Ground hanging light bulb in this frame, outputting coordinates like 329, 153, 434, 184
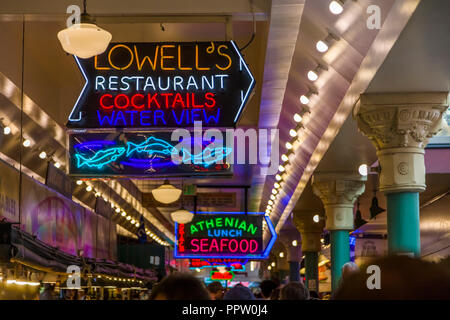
289, 129, 298, 137
329, 0, 344, 15
171, 208, 194, 224
307, 70, 318, 81
57, 0, 112, 59
316, 40, 329, 53
151, 179, 182, 204
23, 139, 31, 147
294, 113, 303, 123
285, 142, 293, 150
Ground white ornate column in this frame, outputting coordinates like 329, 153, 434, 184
312, 173, 366, 292
356, 92, 448, 256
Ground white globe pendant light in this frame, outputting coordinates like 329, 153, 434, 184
171, 208, 194, 224
151, 179, 182, 204
57, 0, 111, 59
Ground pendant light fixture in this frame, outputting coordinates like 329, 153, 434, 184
57, 0, 112, 59
151, 179, 182, 204
170, 207, 194, 224
354, 199, 368, 229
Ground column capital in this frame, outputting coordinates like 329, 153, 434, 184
293, 211, 324, 252
356, 92, 449, 193
312, 173, 365, 231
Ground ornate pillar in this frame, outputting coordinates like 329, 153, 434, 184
293, 211, 325, 292
312, 173, 365, 292
280, 231, 302, 282
357, 92, 448, 256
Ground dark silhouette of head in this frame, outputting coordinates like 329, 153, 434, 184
334, 256, 450, 300
149, 273, 210, 300
260, 280, 277, 299
280, 282, 310, 300
223, 284, 255, 300
207, 281, 224, 300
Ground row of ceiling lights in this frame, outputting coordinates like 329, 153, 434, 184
76, 179, 170, 246
2, 123, 63, 168
264, 0, 359, 227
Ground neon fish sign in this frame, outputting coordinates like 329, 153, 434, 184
68, 131, 232, 177
175, 212, 277, 260
67, 41, 254, 129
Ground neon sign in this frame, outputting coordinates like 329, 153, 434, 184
189, 258, 248, 271
174, 212, 277, 260
69, 131, 232, 177
210, 270, 234, 281
67, 42, 254, 128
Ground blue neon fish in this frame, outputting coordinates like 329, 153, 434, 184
126, 137, 174, 157
75, 147, 125, 169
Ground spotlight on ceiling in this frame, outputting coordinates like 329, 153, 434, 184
3, 126, 11, 135
151, 179, 182, 204
57, 0, 112, 59
39, 151, 47, 159
316, 32, 340, 53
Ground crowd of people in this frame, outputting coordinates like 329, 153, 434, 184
148, 256, 450, 300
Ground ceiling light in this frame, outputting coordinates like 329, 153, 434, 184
57, 1, 111, 59
268, 266, 272, 271
76, 180, 83, 185
265, 209, 271, 214
270, 194, 276, 201
285, 142, 293, 150
275, 174, 282, 181
279, 252, 284, 258
289, 129, 298, 137
274, 182, 280, 189
278, 165, 285, 172
126, 215, 131, 221
121, 211, 126, 217
268, 200, 274, 205
54, 162, 61, 168
271, 262, 276, 267
115, 207, 120, 213
151, 179, 182, 204
267, 205, 272, 210
294, 113, 303, 123
39, 151, 47, 159
171, 208, 194, 224
86, 185, 92, 192
131, 219, 136, 225
23, 139, 31, 147
358, 164, 368, 176
3, 126, 11, 135
329, 1, 344, 15
271, 189, 278, 195
95, 191, 101, 197
300, 95, 310, 105
292, 240, 298, 247
135, 222, 140, 227
313, 214, 320, 223
307, 70, 318, 81
281, 154, 289, 162
316, 40, 329, 53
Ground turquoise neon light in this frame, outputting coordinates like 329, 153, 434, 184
74, 136, 232, 170
75, 147, 125, 169
126, 136, 174, 157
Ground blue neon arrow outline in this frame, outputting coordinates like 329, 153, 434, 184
68, 56, 88, 122
230, 40, 255, 124
174, 212, 277, 260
